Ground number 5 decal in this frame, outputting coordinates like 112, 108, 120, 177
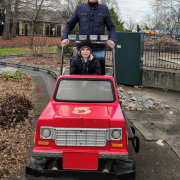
73, 107, 91, 114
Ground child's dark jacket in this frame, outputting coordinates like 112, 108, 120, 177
70, 54, 101, 75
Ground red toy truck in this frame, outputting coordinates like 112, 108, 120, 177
25, 37, 139, 180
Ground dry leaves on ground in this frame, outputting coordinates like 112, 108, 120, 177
8, 55, 70, 69
0, 75, 33, 180
0, 36, 61, 47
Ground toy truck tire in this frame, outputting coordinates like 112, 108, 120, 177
112, 158, 135, 174
27, 157, 48, 170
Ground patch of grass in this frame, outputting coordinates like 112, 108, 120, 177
0, 47, 58, 56
0, 48, 31, 55
3, 71, 26, 80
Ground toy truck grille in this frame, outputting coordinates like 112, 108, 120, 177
54, 128, 108, 147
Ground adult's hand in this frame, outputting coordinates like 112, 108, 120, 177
61, 39, 70, 47
107, 40, 115, 49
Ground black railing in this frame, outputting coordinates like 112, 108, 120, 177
143, 45, 180, 70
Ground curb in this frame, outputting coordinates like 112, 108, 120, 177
0, 52, 61, 59
0, 61, 58, 79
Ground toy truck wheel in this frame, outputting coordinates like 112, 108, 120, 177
112, 159, 135, 174
27, 157, 48, 170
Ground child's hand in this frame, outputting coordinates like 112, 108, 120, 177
82, 81, 87, 87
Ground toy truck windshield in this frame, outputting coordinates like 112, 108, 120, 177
53, 78, 115, 102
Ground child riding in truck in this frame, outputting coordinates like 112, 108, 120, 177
70, 39, 101, 75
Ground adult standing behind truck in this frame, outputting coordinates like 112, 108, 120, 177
61, 0, 116, 57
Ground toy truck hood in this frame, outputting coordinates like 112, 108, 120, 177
54, 104, 109, 128
39, 102, 123, 128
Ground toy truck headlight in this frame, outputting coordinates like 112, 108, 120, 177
42, 129, 51, 138
112, 130, 121, 139
40, 127, 53, 139
110, 128, 122, 140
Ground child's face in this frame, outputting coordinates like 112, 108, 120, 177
89, 0, 98, 3
81, 47, 91, 59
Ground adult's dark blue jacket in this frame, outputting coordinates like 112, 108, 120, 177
62, 1, 116, 51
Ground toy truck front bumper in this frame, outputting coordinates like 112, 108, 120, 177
25, 151, 135, 180
32, 150, 128, 170
25, 164, 135, 180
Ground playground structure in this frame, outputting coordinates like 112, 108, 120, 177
132, 29, 158, 37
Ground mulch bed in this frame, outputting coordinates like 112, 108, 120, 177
0, 36, 61, 47
8, 55, 70, 69
0, 75, 33, 180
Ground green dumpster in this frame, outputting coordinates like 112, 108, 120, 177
115, 32, 144, 86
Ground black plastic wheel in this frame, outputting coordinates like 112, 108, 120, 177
112, 158, 135, 174
27, 157, 48, 170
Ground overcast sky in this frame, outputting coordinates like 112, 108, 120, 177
116, 0, 153, 23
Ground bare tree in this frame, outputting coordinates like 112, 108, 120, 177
1, 0, 26, 39
1, 0, 73, 42
126, 16, 136, 30
150, 0, 180, 36
19, 0, 69, 47
157, 0, 180, 16
12, 0, 20, 38
139, 14, 155, 31
2, 0, 12, 40
29, 0, 44, 47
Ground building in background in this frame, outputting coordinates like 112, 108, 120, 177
17, 10, 65, 37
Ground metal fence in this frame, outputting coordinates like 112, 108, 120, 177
143, 45, 180, 70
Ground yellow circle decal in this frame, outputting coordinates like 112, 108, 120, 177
73, 107, 91, 114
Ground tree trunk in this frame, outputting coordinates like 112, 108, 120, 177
12, 21, 17, 38
2, 0, 12, 40
170, 30, 173, 38
29, 0, 44, 48
29, 21, 36, 48
12, 0, 19, 38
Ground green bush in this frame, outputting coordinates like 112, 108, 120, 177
57, 44, 75, 55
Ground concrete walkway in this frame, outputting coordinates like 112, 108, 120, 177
122, 86, 180, 158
